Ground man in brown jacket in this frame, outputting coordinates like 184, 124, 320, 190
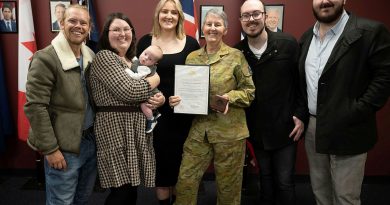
24, 5, 97, 205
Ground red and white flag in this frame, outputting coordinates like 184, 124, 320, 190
18, 0, 36, 141
181, 0, 198, 41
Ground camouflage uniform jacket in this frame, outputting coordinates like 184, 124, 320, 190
185, 42, 255, 143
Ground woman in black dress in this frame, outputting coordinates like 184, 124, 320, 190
136, 0, 199, 204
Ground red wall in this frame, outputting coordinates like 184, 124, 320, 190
1, 0, 389, 175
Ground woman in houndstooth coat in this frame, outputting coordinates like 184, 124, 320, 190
88, 13, 164, 204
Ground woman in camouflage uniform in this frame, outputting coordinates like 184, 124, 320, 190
171, 9, 255, 205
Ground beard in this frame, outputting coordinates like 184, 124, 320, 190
313, 2, 344, 24
245, 22, 265, 38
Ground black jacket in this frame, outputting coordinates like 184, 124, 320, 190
235, 30, 308, 150
298, 13, 390, 155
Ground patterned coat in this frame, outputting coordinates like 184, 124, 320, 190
89, 50, 155, 188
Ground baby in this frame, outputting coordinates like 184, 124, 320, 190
125, 45, 163, 133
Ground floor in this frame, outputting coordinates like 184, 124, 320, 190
0, 174, 389, 205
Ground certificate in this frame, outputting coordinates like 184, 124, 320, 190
174, 65, 210, 115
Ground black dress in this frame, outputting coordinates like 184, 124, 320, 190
137, 34, 200, 186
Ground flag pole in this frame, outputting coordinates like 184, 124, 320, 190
19, 0, 44, 186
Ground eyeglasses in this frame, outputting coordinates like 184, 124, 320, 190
109, 27, 132, 35
240, 11, 265, 22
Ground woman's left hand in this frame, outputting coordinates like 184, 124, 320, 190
147, 92, 165, 110
145, 73, 160, 89
220, 94, 229, 114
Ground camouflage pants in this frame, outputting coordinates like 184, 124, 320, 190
174, 137, 246, 205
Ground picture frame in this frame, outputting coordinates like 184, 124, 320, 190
71, 0, 88, 8
199, 5, 224, 38
0, 1, 18, 33
265, 4, 284, 32
50, 0, 71, 32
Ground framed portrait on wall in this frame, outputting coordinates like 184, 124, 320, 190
199, 5, 224, 38
0, 1, 18, 33
71, 0, 88, 8
265, 4, 284, 32
50, 0, 71, 32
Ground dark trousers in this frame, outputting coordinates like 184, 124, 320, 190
105, 184, 138, 205
254, 142, 297, 205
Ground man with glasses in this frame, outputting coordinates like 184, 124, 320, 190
235, 0, 307, 204
25, 5, 97, 204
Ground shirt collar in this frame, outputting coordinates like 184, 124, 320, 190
313, 10, 349, 37
199, 42, 229, 57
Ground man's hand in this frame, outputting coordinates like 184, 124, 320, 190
45, 149, 67, 170
289, 116, 304, 141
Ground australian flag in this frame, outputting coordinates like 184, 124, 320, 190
181, 0, 198, 41
0, 48, 13, 151
76, 0, 99, 52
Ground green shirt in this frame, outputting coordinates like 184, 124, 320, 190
185, 43, 255, 143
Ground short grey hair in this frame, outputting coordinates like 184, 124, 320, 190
202, 8, 228, 28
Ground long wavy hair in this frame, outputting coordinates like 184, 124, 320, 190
151, 0, 185, 40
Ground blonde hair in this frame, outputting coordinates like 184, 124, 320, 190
62, 4, 91, 25
151, 0, 185, 40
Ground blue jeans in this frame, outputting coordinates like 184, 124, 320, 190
254, 142, 297, 205
44, 132, 97, 205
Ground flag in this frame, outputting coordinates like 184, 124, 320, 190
181, 0, 198, 41
12, 3, 16, 21
75, 0, 99, 52
0, 48, 13, 151
0, 2, 3, 20
87, 0, 99, 52
18, 0, 37, 141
